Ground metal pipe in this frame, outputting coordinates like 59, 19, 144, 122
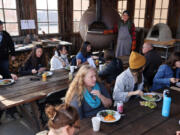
96, 0, 101, 22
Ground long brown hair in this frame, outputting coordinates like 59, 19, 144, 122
79, 41, 92, 58
65, 65, 100, 106
45, 104, 79, 129
130, 66, 144, 84
24, 44, 48, 67
166, 51, 180, 68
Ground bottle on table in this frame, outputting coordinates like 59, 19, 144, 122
162, 90, 171, 117
42, 73, 47, 81
117, 101, 123, 113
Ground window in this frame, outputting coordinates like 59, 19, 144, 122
0, 0, 19, 36
73, 0, 89, 32
134, 0, 146, 28
36, 0, 58, 34
118, 0, 127, 15
153, 0, 169, 25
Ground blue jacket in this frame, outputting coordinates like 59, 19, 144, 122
76, 52, 91, 64
151, 64, 179, 91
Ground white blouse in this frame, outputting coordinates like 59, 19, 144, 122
50, 51, 69, 71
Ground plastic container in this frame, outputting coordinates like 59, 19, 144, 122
69, 72, 73, 81
117, 101, 123, 113
162, 90, 171, 117
42, 73, 47, 81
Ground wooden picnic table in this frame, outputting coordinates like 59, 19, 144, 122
79, 89, 180, 135
0, 69, 69, 110
0, 69, 69, 131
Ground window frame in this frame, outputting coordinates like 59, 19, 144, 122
134, 0, 146, 28
0, 0, 19, 36
73, 0, 89, 33
117, 0, 127, 15
153, 0, 169, 25
36, 0, 59, 35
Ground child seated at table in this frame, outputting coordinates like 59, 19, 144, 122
98, 49, 123, 94
36, 104, 80, 135
113, 51, 145, 104
19, 45, 48, 76
65, 65, 112, 119
151, 51, 180, 91
50, 45, 69, 70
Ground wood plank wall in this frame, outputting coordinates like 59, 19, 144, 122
14, 0, 180, 54
167, 0, 180, 38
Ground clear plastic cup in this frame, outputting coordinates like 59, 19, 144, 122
91, 117, 101, 132
70, 66, 75, 73
99, 64, 104, 71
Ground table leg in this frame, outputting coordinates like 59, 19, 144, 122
31, 102, 43, 130
165, 47, 169, 60
16, 102, 43, 132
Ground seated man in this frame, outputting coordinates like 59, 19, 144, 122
142, 42, 162, 87
98, 49, 123, 94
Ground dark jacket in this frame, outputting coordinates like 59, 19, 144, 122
98, 58, 123, 84
19, 56, 46, 76
143, 49, 162, 86
0, 31, 15, 60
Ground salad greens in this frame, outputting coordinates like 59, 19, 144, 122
140, 101, 157, 109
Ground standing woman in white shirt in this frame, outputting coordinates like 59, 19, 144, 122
50, 45, 70, 71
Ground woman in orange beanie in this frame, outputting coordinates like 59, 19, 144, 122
113, 51, 146, 104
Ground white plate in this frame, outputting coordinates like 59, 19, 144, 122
43, 71, 53, 77
38, 71, 53, 77
141, 93, 162, 102
0, 79, 15, 86
96, 110, 121, 123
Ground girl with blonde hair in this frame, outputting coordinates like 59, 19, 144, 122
65, 65, 112, 119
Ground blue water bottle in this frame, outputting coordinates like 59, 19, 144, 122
162, 90, 171, 117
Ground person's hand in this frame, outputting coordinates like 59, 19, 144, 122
91, 90, 102, 98
11, 56, 16, 61
62, 61, 66, 67
10, 73, 18, 80
134, 90, 144, 96
38, 67, 46, 73
32, 69, 37, 74
170, 78, 179, 83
